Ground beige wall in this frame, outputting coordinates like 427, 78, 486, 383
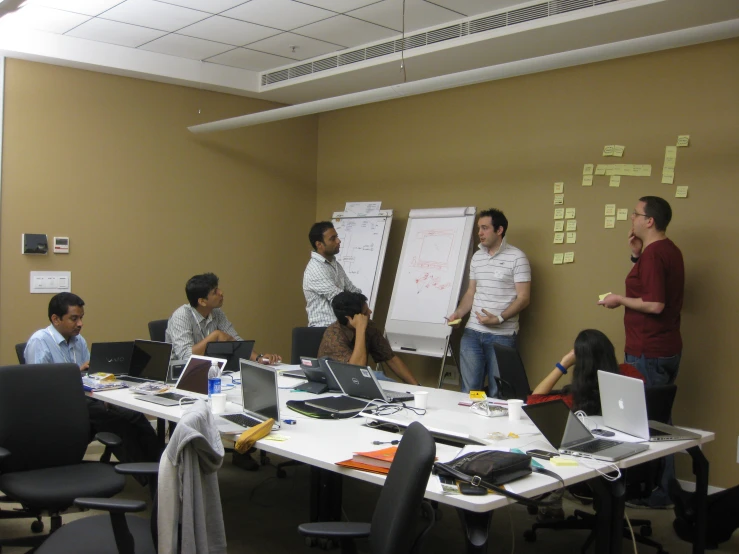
316, 39, 739, 487
0, 59, 318, 364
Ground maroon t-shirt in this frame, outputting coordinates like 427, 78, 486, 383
624, 238, 684, 357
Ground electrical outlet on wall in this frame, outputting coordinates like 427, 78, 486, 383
443, 366, 460, 386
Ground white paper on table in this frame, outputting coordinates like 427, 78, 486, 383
344, 201, 381, 216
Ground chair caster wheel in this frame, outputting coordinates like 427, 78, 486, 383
277, 469, 287, 478
318, 538, 335, 550
640, 525, 652, 537
31, 519, 44, 533
523, 530, 536, 542
527, 505, 538, 515
305, 537, 317, 547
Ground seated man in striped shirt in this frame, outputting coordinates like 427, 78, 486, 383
303, 221, 365, 327
447, 209, 531, 398
165, 273, 281, 364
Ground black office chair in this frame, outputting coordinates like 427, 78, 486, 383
147, 320, 168, 343
524, 385, 678, 554
15, 342, 27, 364
298, 421, 437, 554
493, 343, 531, 400
0, 364, 126, 550
35, 462, 160, 554
290, 326, 328, 364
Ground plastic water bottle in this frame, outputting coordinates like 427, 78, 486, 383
208, 361, 221, 397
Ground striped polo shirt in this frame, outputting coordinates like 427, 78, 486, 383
466, 238, 531, 336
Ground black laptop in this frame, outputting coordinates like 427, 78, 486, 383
293, 356, 341, 394
118, 340, 173, 383
88, 342, 134, 374
204, 340, 255, 373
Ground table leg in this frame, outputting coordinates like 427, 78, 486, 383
310, 467, 343, 522
591, 476, 626, 554
456, 508, 493, 553
687, 445, 709, 554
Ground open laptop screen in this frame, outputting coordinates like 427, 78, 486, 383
176, 355, 227, 395
522, 399, 572, 449
204, 340, 255, 373
130, 340, 172, 381
240, 360, 279, 421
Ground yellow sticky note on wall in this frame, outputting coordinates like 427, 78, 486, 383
554, 208, 565, 220
603, 145, 614, 156
554, 220, 564, 232
609, 175, 621, 187
554, 233, 564, 244
613, 145, 625, 157
677, 135, 690, 147
662, 167, 675, 177
605, 204, 616, 216
563, 252, 575, 263
583, 164, 594, 175
553, 253, 564, 265
566, 232, 576, 244
553, 182, 564, 194
566, 219, 577, 231
554, 194, 564, 205
675, 186, 688, 198
582, 175, 593, 187
616, 209, 628, 221
565, 208, 576, 219
662, 174, 674, 185
595, 165, 606, 175
605, 217, 616, 228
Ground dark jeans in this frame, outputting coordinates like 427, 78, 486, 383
460, 329, 517, 398
87, 398, 163, 464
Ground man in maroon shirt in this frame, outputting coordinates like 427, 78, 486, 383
599, 196, 684, 385
599, 196, 684, 508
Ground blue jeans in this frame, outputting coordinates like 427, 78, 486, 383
624, 352, 681, 387
624, 351, 681, 507
460, 329, 517, 398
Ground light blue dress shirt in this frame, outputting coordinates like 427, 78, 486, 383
24, 325, 90, 368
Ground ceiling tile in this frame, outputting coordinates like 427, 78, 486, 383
349, 0, 459, 33
298, 0, 381, 13
66, 17, 167, 47
152, 0, 248, 13
247, 31, 342, 60
177, 15, 280, 46
5, 5, 91, 34
429, 0, 532, 18
207, 47, 295, 71
222, 0, 335, 31
101, 0, 209, 32
23, 0, 126, 16
139, 33, 234, 59
297, 15, 397, 48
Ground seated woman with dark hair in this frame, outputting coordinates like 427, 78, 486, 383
527, 328, 644, 414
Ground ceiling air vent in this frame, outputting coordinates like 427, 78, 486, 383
261, 0, 618, 88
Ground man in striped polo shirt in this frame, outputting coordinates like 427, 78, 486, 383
448, 209, 531, 397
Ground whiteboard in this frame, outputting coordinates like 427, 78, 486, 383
332, 210, 393, 313
386, 207, 476, 358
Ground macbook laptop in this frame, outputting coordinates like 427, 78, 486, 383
523, 399, 649, 462
88, 342, 134, 374
324, 360, 414, 403
598, 371, 701, 442
137, 355, 227, 407
204, 340, 255, 373
118, 340, 173, 383
218, 360, 282, 433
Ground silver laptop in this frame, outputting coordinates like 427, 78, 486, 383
137, 355, 227, 407
598, 371, 701, 442
217, 359, 281, 433
324, 360, 414, 403
523, 399, 649, 462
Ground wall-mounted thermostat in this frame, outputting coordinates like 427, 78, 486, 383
54, 237, 70, 254
22, 233, 48, 254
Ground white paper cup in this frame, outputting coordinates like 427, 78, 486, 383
507, 399, 524, 421
210, 393, 227, 414
414, 391, 429, 410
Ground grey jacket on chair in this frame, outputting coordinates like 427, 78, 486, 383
158, 400, 226, 554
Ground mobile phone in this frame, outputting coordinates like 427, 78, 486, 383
526, 449, 557, 460
457, 482, 489, 496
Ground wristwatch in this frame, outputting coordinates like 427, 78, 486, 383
497, 315, 505, 324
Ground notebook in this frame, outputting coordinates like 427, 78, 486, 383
597, 371, 701, 442
204, 340, 255, 373
118, 340, 172, 383
88, 342, 134, 374
523, 399, 649, 462
324, 360, 414, 403
293, 356, 341, 394
136, 355, 227, 407
217, 359, 281, 433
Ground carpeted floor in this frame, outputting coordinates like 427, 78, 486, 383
1, 445, 736, 553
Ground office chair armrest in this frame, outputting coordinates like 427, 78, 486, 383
298, 522, 371, 539
115, 462, 160, 476
0, 446, 10, 461
74, 497, 147, 514
95, 432, 123, 448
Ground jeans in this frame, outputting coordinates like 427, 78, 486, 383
459, 329, 517, 398
624, 352, 681, 506
624, 352, 681, 387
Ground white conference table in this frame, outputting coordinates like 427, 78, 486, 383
89, 369, 714, 553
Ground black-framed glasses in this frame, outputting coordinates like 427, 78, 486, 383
632, 211, 650, 218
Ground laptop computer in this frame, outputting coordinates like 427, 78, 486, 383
137, 355, 227, 407
597, 371, 701, 442
324, 360, 414, 403
523, 399, 649, 462
293, 356, 341, 394
204, 340, 255, 373
118, 340, 173, 383
88, 342, 134, 374
217, 359, 282, 433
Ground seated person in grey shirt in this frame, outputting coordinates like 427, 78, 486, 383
165, 272, 281, 364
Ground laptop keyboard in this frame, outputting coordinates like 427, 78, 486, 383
576, 439, 619, 453
220, 413, 263, 429
157, 392, 187, 401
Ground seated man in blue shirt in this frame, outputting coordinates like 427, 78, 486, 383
25, 293, 162, 471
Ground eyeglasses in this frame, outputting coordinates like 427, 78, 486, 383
632, 211, 650, 218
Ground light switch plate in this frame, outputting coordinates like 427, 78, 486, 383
30, 271, 72, 294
